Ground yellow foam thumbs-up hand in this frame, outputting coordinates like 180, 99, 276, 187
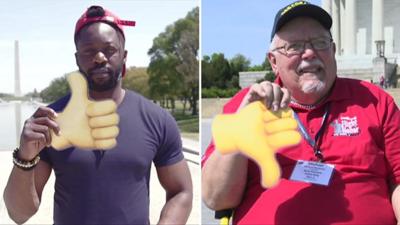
51, 72, 119, 150
212, 101, 301, 188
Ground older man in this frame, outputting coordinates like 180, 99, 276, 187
4, 5, 192, 225
202, 1, 400, 224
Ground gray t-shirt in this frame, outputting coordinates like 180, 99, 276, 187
40, 90, 184, 224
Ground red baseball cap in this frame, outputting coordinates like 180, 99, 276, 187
75, 5, 135, 39
75, 6, 136, 77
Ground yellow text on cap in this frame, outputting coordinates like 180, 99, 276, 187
281, 1, 307, 16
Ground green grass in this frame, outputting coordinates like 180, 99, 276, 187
172, 109, 199, 133
166, 104, 199, 141
176, 117, 199, 133
176, 116, 199, 140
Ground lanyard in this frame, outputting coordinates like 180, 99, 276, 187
293, 104, 330, 162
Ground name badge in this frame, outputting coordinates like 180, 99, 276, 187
290, 160, 335, 186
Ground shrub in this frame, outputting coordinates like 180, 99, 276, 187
202, 87, 240, 98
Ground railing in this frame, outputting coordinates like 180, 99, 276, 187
182, 138, 199, 165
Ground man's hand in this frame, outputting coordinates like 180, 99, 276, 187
212, 101, 301, 188
19, 107, 60, 161
239, 81, 290, 111
51, 72, 119, 150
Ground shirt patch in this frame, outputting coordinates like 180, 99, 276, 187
331, 116, 360, 136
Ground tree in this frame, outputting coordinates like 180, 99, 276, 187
230, 54, 251, 72
40, 75, 69, 103
201, 53, 231, 89
202, 52, 278, 97
229, 54, 251, 88
201, 55, 213, 88
122, 67, 150, 98
148, 55, 182, 110
148, 7, 199, 115
24, 88, 41, 99
252, 58, 275, 82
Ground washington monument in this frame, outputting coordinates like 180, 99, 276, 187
14, 40, 21, 97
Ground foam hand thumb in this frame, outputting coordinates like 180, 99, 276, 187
212, 101, 301, 188
51, 72, 119, 150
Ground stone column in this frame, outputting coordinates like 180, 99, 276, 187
332, 0, 341, 55
372, 0, 384, 56
345, 0, 356, 55
339, 0, 346, 55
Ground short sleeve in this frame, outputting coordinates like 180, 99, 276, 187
39, 147, 53, 166
153, 111, 184, 167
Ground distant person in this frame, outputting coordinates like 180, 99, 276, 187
4, 5, 192, 225
380, 75, 385, 88
202, 1, 400, 224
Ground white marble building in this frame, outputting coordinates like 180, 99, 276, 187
322, 0, 400, 81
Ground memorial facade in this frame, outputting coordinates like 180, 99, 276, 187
322, 0, 400, 82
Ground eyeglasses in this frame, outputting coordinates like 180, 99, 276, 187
272, 37, 333, 56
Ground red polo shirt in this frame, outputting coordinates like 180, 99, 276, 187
202, 77, 400, 224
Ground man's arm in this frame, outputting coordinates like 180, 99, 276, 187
3, 161, 52, 224
156, 159, 192, 225
3, 106, 59, 224
202, 151, 248, 210
202, 81, 290, 210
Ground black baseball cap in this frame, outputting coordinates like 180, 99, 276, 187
270, 1, 332, 41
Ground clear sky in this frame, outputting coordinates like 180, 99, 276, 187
0, 0, 198, 95
202, 0, 321, 66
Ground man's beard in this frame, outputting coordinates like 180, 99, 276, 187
296, 59, 326, 94
84, 65, 123, 92
301, 79, 326, 94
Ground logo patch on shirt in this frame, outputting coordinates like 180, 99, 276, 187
331, 116, 360, 136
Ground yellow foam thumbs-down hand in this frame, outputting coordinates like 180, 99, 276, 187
51, 72, 119, 150
212, 101, 301, 188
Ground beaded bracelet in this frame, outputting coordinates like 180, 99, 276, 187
12, 148, 40, 171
